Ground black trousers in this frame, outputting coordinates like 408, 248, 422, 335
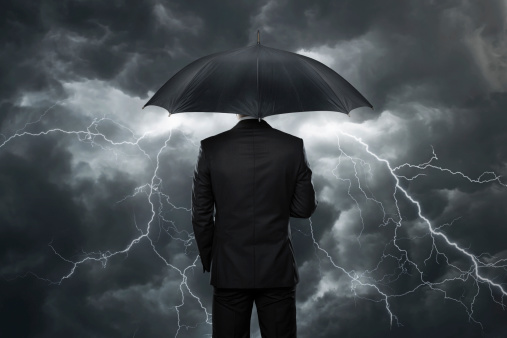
212, 286, 297, 338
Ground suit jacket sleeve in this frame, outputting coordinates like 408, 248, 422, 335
191, 142, 215, 273
290, 139, 318, 218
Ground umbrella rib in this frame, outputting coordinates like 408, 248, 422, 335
281, 62, 304, 112
297, 56, 347, 113
256, 48, 260, 118
173, 56, 217, 113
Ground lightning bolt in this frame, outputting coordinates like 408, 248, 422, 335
1, 104, 211, 336
301, 129, 507, 329
1, 103, 506, 336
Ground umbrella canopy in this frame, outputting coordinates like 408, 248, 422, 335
143, 32, 373, 118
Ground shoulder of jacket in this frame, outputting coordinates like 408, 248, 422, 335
200, 130, 232, 153
201, 126, 302, 149
280, 133, 303, 152
270, 128, 302, 142
201, 130, 228, 145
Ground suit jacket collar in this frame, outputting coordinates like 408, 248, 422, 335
231, 118, 273, 130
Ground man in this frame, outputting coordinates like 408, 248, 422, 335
192, 114, 318, 337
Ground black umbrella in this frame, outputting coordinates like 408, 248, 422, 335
143, 31, 373, 118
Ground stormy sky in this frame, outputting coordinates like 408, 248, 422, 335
1, 0, 507, 337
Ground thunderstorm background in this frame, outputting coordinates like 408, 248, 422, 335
1, 1, 507, 337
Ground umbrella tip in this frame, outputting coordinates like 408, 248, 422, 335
168, 113, 171, 117
257, 30, 260, 44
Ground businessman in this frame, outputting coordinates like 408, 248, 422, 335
192, 114, 318, 337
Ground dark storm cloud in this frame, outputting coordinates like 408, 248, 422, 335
1, 0, 507, 337
3, 1, 503, 115
1, 0, 266, 117
0, 129, 203, 336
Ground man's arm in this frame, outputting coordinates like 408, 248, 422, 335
191, 142, 215, 273
290, 139, 318, 218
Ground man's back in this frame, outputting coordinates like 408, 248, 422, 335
192, 118, 317, 288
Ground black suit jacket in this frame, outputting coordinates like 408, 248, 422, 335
191, 118, 317, 288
